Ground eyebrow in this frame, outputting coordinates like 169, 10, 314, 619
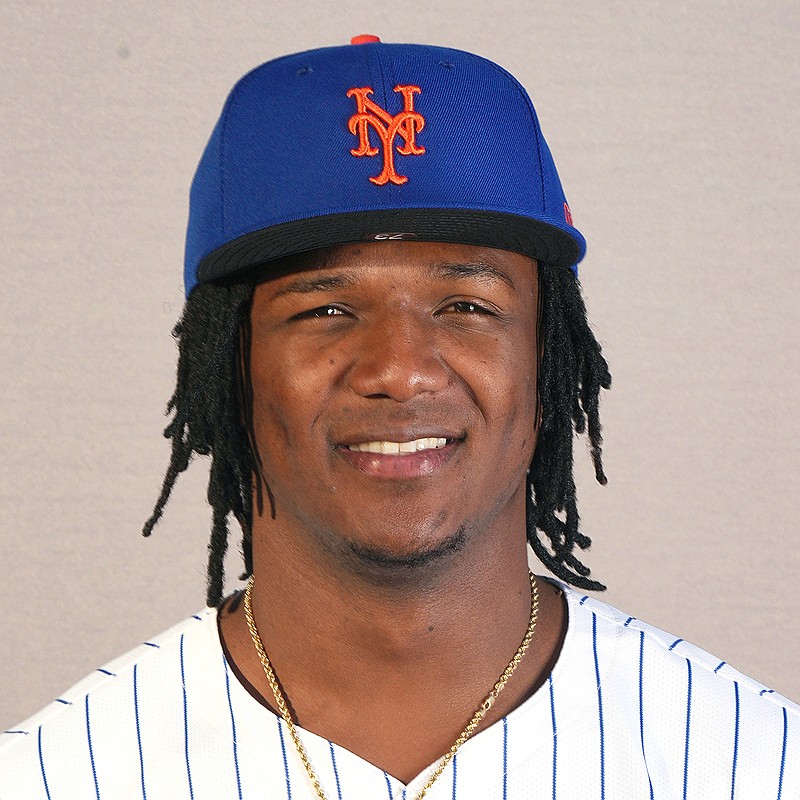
269, 260, 516, 300
271, 273, 356, 299
431, 261, 516, 289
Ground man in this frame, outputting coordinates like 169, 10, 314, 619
1, 36, 796, 799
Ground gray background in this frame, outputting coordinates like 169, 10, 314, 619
1, 1, 798, 730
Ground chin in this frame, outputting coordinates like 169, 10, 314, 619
337, 524, 468, 585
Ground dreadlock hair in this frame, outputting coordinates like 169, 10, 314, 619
143, 258, 611, 606
529, 264, 611, 590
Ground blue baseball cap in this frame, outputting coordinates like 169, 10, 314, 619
184, 35, 585, 296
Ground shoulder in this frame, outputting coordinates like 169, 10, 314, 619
0, 608, 220, 799
552, 583, 798, 794
565, 585, 796, 710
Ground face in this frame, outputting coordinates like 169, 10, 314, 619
247, 241, 539, 573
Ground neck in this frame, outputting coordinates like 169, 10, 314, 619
252, 494, 531, 674
259, 541, 529, 677
219, 499, 567, 783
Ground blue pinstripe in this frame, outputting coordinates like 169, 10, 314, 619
682, 659, 693, 800
592, 613, 605, 800
669, 638, 684, 652
37, 726, 52, 800
383, 771, 394, 799
777, 706, 787, 799
22, 605, 799, 799
180, 634, 195, 800
223, 656, 243, 800
730, 681, 740, 799
329, 742, 343, 800
638, 631, 654, 800
502, 716, 508, 800
714, 661, 726, 674
548, 674, 557, 800
85, 694, 101, 800
277, 718, 293, 800
134, 664, 147, 800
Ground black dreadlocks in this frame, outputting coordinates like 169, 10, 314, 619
143, 261, 611, 606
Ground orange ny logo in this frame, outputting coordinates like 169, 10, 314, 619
347, 85, 426, 185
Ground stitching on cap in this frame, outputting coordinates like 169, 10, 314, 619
431, 47, 547, 212
373, 46, 389, 109
217, 92, 237, 237
478, 58, 547, 212
217, 68, 270, 237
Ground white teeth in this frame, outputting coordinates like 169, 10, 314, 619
348, 437, 448, 455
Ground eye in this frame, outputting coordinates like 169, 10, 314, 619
444, 300, 495, 315
291, 304, 349, 321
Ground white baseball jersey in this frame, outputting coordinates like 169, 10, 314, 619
2, 583, 797, 799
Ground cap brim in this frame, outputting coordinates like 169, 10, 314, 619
197, 208, 582, 285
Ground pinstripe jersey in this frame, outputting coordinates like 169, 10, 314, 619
2, 583, 797, 799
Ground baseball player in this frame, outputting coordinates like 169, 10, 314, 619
1, 36, 797, 799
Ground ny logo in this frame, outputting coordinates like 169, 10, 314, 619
347, 84, 426, 185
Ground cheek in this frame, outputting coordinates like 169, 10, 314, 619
495, 382, 539, 454
248, 347, 332, 455
463, 333, 538, 430
488, 352, 539, 491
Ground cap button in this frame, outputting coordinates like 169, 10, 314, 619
350, 34, 381, 45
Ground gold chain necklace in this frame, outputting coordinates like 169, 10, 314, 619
243, 572, 538, 800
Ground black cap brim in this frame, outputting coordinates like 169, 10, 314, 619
197, 208, 581, 285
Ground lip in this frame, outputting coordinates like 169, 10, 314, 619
336, 438, 461, 479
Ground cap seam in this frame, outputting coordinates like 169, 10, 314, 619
477, 59, 547, 213
218, 112, 228, 237
217, 68, 276, 239
373, 44, 389, 109
407, 45, 549, 212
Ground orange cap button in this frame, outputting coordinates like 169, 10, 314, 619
350, 34, 381, 45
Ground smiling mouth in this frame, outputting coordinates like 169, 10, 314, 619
345, 437, 450, 455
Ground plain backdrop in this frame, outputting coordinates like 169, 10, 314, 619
1, 1, 798, 730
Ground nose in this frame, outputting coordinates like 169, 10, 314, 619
347, 310, 449, 402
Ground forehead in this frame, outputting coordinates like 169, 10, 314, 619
248, 241, 539, 292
